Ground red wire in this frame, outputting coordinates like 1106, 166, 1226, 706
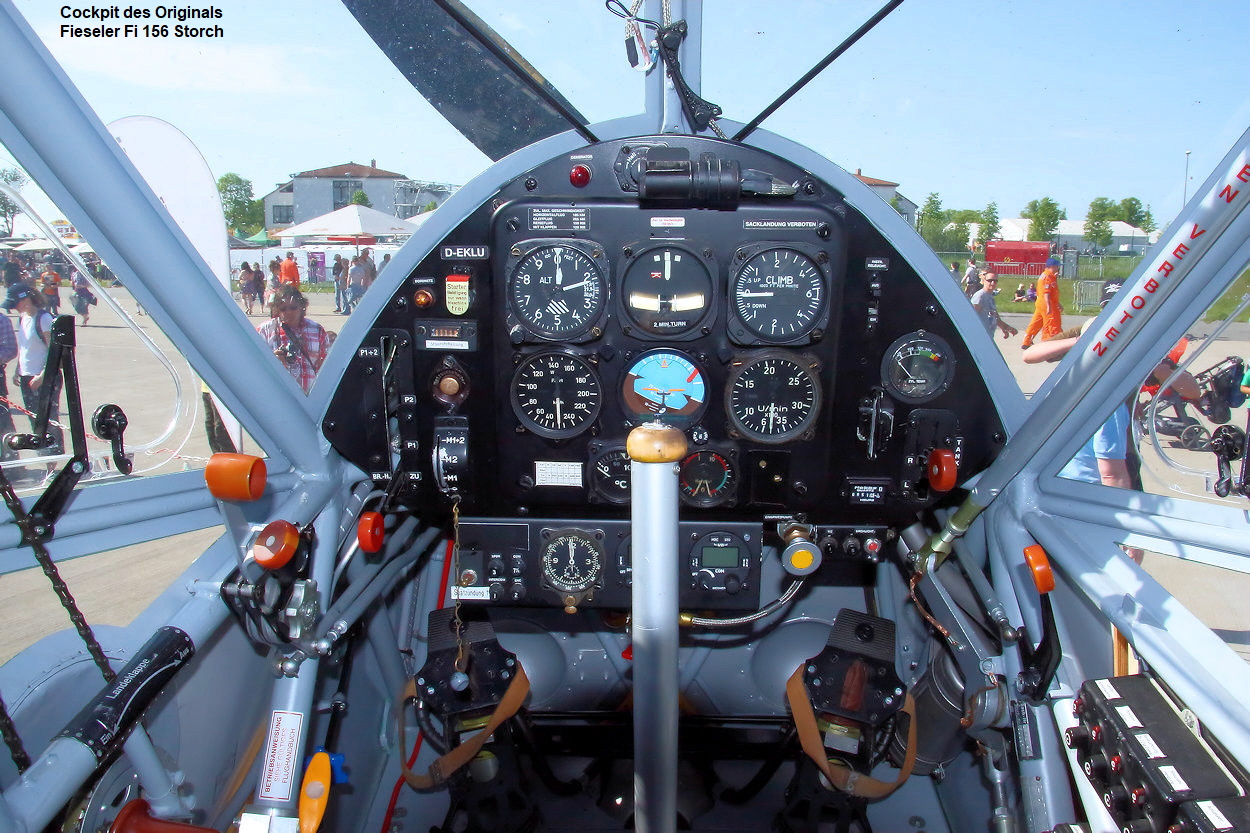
379, 538, 456, 832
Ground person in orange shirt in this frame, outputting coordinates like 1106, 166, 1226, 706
1021, 256, 1062, 348
279, 251, 301, 287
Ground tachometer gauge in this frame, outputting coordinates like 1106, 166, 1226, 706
881, 332, 955, 403
621, 245, 712, 336
507, 242, 606, 340
589, 446, 631, 505
679, 449, 738, 507
541, 528, 604, 596
621, 350, 707, 425
725, 351, 822, 444
731, 246, 827, 343
510, 350, 602, 439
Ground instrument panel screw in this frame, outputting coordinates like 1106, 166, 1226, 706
804, 181, 817, 195
506, 217, 520, 232
524, 177, 538, 191
622, 247, 633, 258
817, 223, 831, 239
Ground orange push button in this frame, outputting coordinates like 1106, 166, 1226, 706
357, 511, 385, 553
253, 520, 301, 571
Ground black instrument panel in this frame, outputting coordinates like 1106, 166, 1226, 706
324, 136, 1007, 609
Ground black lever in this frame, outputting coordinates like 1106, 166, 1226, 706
1209, 425, 1245, 498
654, 20, 722, 132
92, 403, 132, 475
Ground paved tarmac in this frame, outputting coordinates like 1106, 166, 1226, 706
0, 291, 1246, 665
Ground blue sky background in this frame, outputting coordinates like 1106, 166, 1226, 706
7, 0, 1249, 232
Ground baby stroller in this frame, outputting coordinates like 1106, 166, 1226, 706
1137, 350, 1246, 451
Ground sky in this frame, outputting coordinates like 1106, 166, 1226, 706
6, 0, 1249, 235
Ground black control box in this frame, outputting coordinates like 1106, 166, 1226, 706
450, 518, 763, 611
1065, 675, 1242, 833
1173, 796, 1250, 833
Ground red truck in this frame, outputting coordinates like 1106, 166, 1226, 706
983, 240, 1051, 275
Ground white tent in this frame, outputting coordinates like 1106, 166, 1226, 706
276, 204, 424, 242
15, 238, 56, 251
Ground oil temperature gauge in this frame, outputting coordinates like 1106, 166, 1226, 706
881, 332, 956, 403
589, 446, 631, 505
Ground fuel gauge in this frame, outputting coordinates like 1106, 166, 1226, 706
881, 332, 955, 403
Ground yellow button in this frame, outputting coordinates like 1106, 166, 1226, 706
789, 547, 814, 570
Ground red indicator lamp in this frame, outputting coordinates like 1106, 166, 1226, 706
569, 164, 592, 187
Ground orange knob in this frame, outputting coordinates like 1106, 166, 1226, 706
253, 520, 301, 571
926, 448, 958, 492
205, 453, 266, 501
1023, 544, 1055, 595
299, 751, 333, 833
357, 511, 385, 553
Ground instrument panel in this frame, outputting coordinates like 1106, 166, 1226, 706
324, 136, 1007, 611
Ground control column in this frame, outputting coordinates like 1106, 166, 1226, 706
627, 421, 687, 833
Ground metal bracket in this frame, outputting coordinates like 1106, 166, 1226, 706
654, 20, 721, 132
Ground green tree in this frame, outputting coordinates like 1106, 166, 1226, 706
0, 167, 29, 237
978, 201, 1001, 245
1113, 197, 1156, 233
1084, 197, 1115, 248
1022, 197, 1064, 241
917, 193, 947, 250
947, 208, 981, 224
421, 200, 438, 213
216, 173, 264, 235
351, 190, 372, 207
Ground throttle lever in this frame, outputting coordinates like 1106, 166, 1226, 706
1208, 425, 1245, 498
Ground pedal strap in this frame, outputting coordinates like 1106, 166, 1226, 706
398, 664, 530, 790
785, 665, 917, 799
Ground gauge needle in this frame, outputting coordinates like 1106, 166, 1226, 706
555, 396, 564, 424
896, 356, 911, 375
739, 290, 774, 298
664, 250, 671, 281
562, 279, 588, 291
555, 252, 564, 286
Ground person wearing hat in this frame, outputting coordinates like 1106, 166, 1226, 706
2, 283, 62, 459
1021, 256, 1063, 348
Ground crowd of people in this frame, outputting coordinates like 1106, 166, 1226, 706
233, 247, 388, 320
950, 256, 1065, 348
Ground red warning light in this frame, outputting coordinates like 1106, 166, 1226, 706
569, 164, 592, 187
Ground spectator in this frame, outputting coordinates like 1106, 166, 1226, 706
3, 283, 63, 462
1013, 283, 1027, 303
257, 285, 334, 394
962, 259, 980, 298
970, 271, 1018, 339
1021, 257, 1062, 348
279, 251, 301, 287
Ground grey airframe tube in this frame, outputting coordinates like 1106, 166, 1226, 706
628, 422, 687, 833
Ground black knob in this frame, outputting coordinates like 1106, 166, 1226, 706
725, 574, 742, 595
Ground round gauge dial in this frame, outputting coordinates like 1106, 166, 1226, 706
732, 247, 827, 342
589, 447, 631, 505
510, 351, 603, 439
725, 351, 822, 444
881, 332, 956, 403
541, 529, 603, 594
621, 246, 712, 336
679, 450, 737, 507
621, 350, 707, 425
508, 243, 606, 339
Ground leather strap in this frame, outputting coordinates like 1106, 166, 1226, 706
785, 666, 917, 799
398, 665, 531, 790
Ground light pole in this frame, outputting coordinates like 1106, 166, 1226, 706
1183, 150, 1192, 207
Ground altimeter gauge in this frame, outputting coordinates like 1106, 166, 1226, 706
725, 351, 822, 444
510, 350, 603, 439
507, 242, 607, 340
731, 246, 828, 344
